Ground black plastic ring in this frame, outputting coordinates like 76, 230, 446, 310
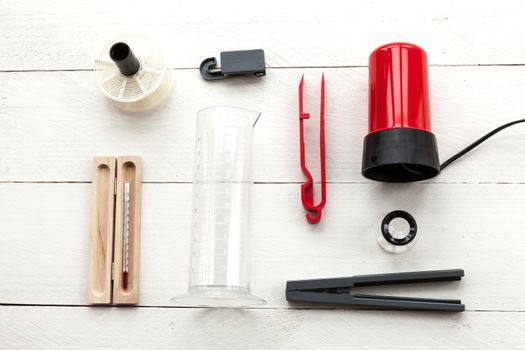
381, 210, 417, 246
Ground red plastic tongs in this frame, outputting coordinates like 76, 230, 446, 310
299, 74, 326, 224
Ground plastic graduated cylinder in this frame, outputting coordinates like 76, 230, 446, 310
173, 106, 265, 307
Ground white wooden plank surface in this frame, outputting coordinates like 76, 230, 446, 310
2, 306, 525, 349
3, 0, 525, 348
1, 66, 525, 183
1, 182, 524, 311
2, 1, 525, 71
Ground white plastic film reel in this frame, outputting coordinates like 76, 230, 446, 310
94, 34, 172, 112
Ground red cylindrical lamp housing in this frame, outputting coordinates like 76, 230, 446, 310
362, 42, 440, 182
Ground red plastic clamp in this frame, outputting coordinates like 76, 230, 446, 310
298, 74, 326, 224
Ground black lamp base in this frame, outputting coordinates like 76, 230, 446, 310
362, 128, 440, 182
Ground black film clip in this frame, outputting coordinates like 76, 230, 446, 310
199, 49, 266, 81
286, 269, 465, 312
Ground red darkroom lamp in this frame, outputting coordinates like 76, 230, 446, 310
362, 42, 440, 182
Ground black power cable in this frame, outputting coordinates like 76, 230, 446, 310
440, 119, 525, 171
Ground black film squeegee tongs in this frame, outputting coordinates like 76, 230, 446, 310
286, 269, 465, 311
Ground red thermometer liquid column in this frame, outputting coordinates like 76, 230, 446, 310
362, 42, 440, 182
